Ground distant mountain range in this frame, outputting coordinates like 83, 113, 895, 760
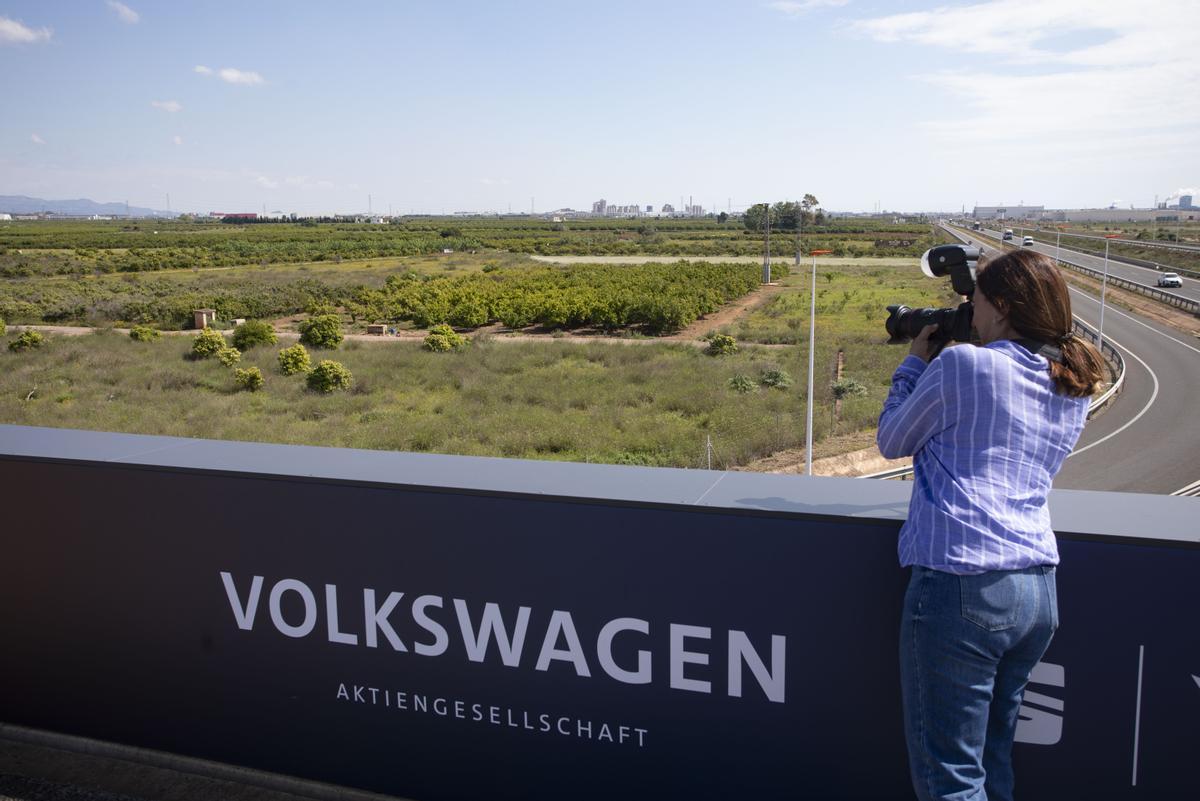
0, 195, 174, 217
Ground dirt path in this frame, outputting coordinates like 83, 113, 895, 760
738, 429, 912, 478
663, 282, 786, 341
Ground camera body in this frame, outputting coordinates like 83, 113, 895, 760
885, 244, 981, 343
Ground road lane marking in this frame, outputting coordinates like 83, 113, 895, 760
1066, 326, 1159, 458
1068, 286, 1200, 356
1172, 478, 1200, 496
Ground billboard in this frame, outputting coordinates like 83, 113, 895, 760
0, 436, 1196, 800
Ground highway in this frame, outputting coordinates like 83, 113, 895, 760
943, 226, 1200, 494
966, 225, 1200, 304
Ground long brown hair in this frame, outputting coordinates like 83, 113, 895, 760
975, 249, 1105, 397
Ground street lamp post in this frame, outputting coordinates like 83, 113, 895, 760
805, 249, 833, 476
1098, 234, 1120, 354
763, 203, 772, 284
795, 203, 803, 266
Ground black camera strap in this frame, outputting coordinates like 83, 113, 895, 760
1013, 338, 1063, 365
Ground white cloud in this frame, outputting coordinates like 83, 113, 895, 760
769, 0, 850, 17
0, 16, 52, 44
851, 0, 1200, 158
173, 135, 183, 146
218, 67, 264, 85
106, 1, 139, 24
479, 177, 511, 186
254, 174, 279, 189
30, 133, 45, 145
151, 100, 182, 113
194, 64, 265, 85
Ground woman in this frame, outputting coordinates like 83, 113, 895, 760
877, 249, 1105, 801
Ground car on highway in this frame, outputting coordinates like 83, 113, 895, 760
1003, 229, 1013, 240
1156, 272, 1183, 288
1022, 236, 1034, 246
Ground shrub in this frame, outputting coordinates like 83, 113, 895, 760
831, 377, 868, 400
278, 343, 312, 375
8, 330, 44, 352
728, 374, 757, 394
192, 328, 227, 358
0, 317, 5, 336
760, 369, 794, 389
216, 345, 242, 366
299, 314, 343, 349
705, 333, 738, 356
307, 359, 353, 392
234, 366, 264, 391
128, 325, 160, 342
231, 320, 277, 350
423, 323, 468, 352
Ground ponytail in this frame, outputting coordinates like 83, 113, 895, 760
1050, 333, 1105, 398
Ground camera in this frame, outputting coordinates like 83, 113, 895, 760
885, 244, 981, 343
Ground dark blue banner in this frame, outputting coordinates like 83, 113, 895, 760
0, 452, 1196, 800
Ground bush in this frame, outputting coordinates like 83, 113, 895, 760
760, 369, 794, 389
217, 345, 242, 366
278, 343, 312, 375
0, 317, 5, 336
129, 325, 160, 342
307, 359, 352, 392
831, 377, 868, 400
423, 323, 468, 352
192, 328, 227, 358
728, 374, 757, 394
8, 330, 44, 352
234, 366, 264, 391
231, 320, 277, 350
705, 333, 738, 356
298, 314, 343, 349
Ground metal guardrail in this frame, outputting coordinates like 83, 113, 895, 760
1051, 258, 1199, 315
862, 230, 1127, 482
954, 224, 1200, 316
1020, 231, 1200, 279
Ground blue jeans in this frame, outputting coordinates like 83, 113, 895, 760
900, 565, 1058, 801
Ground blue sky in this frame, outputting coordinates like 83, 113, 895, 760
2, 0, 1197, 214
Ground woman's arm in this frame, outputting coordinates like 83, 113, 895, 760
877, 354, 948, 458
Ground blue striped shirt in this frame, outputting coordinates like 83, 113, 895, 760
877, 341, 1089, 575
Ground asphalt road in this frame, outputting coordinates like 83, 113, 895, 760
970, 226, 1200, 304
944, 226, 1200, 494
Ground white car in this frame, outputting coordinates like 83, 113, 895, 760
1157, 272, 1183, 288
1022, 236, 1034, 246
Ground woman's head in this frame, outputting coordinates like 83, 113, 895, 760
974, 249, 1105, 397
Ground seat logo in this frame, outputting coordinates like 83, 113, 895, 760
1015, 661, 1065, 745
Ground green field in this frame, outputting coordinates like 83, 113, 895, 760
0, 330, 885, 469
0, 218, 955, 469
0, 217, 943, 278
0, 254, 955, 469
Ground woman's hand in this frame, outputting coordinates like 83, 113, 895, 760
909, 324, 941, 363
